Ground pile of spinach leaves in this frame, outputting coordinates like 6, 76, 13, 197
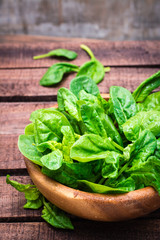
7, 70, 160, 230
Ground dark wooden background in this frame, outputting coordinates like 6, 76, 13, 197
0, 0, 160, 41
0, 35, 160, 239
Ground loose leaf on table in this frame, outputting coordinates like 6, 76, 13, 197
110, 86, 137, 129
40, 149, 63, 170
57, 87, 81, 121
122, 110, 160, 141
34, 108, 72, 145
18, 135, 43, 166
76, 44, 110, 84
132, 70, 160, 102
33, 48, 77, 60
6, 175, 42, 201
42, 199, 74, 230
70, 134, 118, 162
137, 92, 160, 112
61, 126, 75, 162
40, 62, 79, 86
70, 75, 100, 98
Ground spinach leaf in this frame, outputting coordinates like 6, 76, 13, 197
76, 44, 110, 84
123, 130, 157, 166
24, 123, 34, 136
40, 63, 79, 86
122, 110, 160, 141
36, 141, 62, 153
57, 88, 81, 121
42, 160, 102, 188
137, 92, 160, 112
78, 180, 132, 194
102, 152, 121, 179
61, 126, 75, 162
42, 199, 74, 230
81, 104, 107, 138
70, 75, 100, 98
6, 175, 41, 201
155, 138, 160, 159
33, 48, 77, 60
70, 134, 117, 162
60, 111, 81, 135
132, 70, 160, 102
34, 108, 72, 145
127, 156, 160, 194
40, 150, 63, 170
18, 135, 43, 166
110, 86, 137, 129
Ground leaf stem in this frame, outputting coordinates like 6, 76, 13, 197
111, 140, 124, 152
80, 44, 95, 60
98, 177, 106, 185
33, 54, 49, 60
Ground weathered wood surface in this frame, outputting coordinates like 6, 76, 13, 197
1, 219, 160, 240
0, 37, 160, 68
0, 67, 160, 98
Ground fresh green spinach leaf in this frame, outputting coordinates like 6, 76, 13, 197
34, 48, 77, 60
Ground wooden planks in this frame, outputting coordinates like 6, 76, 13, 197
0, 37, 160, 68
0, 67, 159, 98
1, 219, 160, 240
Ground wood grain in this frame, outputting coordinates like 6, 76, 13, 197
0, 102, 55, 135
1, 219, 160, 240
0, 67, 160, 98
0, 38, 160, 68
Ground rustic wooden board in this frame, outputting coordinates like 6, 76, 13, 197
0, 102, 55, 135
1, 219, 160, 240
0, 67, 160, 98
0, 38, 160, 68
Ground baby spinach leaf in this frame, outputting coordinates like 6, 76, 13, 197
24, 198, 43, 209
102, 152, 121, 179
42, 199, 74, 230
155, 138, 160, 159
60, 111, 81, 135
122, 110, 160, 141
61, 126, 75, 163
34, 108, 72, 145
36, 141, 62, 153
81, 104, 107, 138
70, 134, 117, 162
6, 175, 41, 201
40, 63, 79, 86
127, 156, 160, 194
18, 135, 43, 166
137, 92, 160, 112
76, 44, 110, 84
70, 75, 100, 98
133, 70, 160, 102
57, 88, 81, 121
40, 149, 63, 170
24, 123, 34, 136
123, 130, 157, 166
110, 86, 137, 129
78, 180, 130, 194
33, 48, 77, 60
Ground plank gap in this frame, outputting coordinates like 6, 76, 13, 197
0, 168, 28, 176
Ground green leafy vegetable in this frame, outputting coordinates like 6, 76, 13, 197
40, 62, 79, 86
33, 48, 77, 60
40, 150, 63, 170
42, 198, 74, 229
70, 75, 100, 98
76, 44, 110, 84
132, 70, 160, 102
137, 92, 160, 112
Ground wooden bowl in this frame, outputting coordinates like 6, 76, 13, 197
24, 95, 160, 221
24, 158, 160, 222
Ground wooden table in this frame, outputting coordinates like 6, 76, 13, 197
0, 35, 160, 240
